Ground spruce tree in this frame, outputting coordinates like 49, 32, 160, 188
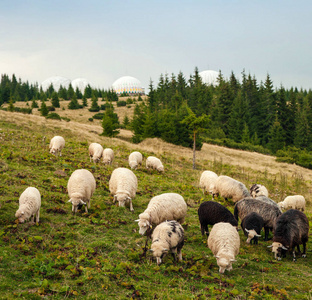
68, 93, 80, 109
51, 91, 60, 108
40, 100, 49, 116
88, 94, 100, 112
102, 106, 120, 137
82, 95, 88, 107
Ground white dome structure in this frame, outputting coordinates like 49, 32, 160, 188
71, 78, 90, 92
112, 76, 144, 95
199, 70, 219, 86
41, 76, 71, 91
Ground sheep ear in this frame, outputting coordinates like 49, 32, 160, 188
244, 228, 249, 233
163, 248, 168, 252
215, 255, 220, 259
149, 249, 154, 252
256, 234, 262, 237
68, 199, 72, 203
281, 245, 288, 250
134, 219, 140, 222
267, 245, 273, 248
127, 196, 131, 201
230, 259, 236, 262
80, 200, 86, 205
21, 211, 25, 215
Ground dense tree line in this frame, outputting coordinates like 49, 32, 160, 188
130, 68, 312, 157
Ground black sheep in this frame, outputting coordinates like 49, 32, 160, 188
268, 209, 309, 261
198, 201, 238, 236
241, 212, 264, 244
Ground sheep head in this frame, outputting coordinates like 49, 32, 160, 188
136, 213, 151, 235
68, 195, 86, 213
245, 228, 261, 244
215, 256, 236, 273
15, 209, 26, 223
114, 193, 131, 208
150, 243, 169, 265
268, 242, 288, 260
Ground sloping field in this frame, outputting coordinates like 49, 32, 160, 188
0, 109, 311, 299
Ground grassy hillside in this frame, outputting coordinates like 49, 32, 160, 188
0, 111, 311, 300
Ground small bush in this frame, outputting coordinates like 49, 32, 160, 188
126, 98, 133, 104
61, 117, 70, 122
88, 118, 93, 122
93, 113, 104, 120
47, 106, 55, 112
46, 113, 62, 120
117, 100, 127, 107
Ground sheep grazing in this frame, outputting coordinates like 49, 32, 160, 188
268, 209, 309, 261
198, 201, 238, 236
208, 222, 240, 274
67, 169, 96, 213
211, 175, 250, 203
88, 143, 104, 163
109, 167, 137, 211
49, 136, 65, 157
199, 171, 218, 195
278, 195, 306, 212
150, 220, 184, 265
241, 212, 264, 244
146, 156, 164, 172
103, 148, 114, 165
136, 193, 187, 236
129, 151, 143, 170
250, 184, 269, 198
234, 197, 282, 241
15, 187, 41, 224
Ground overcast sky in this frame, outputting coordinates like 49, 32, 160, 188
1, 0, 311, 91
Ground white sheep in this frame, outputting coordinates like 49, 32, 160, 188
151, 220, 184, 265
199, 171, 218, 194
278, 195, 306, 211
88, 143, 104, 163
146, 156, 164, 172
67, 169, 96, 213
211, 175, 250, 203
109, 167, 137, 211
250, 184, 269, 198
129, 151, 143, 170
103, 148, 114, 165
136, 193, 187, 236
49, 136, 65, 157
208, 222, 240, 273
15, 187, 41, 224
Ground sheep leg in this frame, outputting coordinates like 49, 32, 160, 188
296, 245, 300, 254
129, 200, 134, 212
85, 205, 88, 213
177, 240, 184, 261
302, 242, 307, 258
200, 224, 207, 236
171, 248, 177, 262
264, 227, 270, 241
36, 210, 40, 224
142, 236, 149, 257
292, 248, 297, 262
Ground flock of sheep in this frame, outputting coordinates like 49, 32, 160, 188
14, 135, 310, 274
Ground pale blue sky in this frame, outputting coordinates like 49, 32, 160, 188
0, 0, 311, 91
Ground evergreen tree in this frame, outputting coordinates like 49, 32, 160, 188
68, 93, 80, 109
102, 106, 120, 137
67, 83, 75, 100
267, 116, 285, 153
31, 99, 39, 109
51, 91, 60, 108
181, 106, 210, 169
88, 94, 100, 112
82, 95, 88, 107
40, 100, 49, 116
131, 103, 146, 143
8, 98, 15, 112
84, 84, 92, 98
294, 100, 312, 149
123, 115, 130, 129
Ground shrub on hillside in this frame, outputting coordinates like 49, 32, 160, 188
46, 113, 62, 120
117, 100, 127, 107
93, 113, 104, 120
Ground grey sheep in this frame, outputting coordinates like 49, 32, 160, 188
234, 197, 282, 241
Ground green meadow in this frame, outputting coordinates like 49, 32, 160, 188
0, 114, 311, 300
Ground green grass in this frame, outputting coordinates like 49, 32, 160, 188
0, 119, 311, 300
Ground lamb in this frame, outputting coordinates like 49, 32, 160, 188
150, 220, 184, 265
146, 156, 164, 172
241, 212, 264, 244
199, 171, 218, 194
103, 148, 114, 165
211, 175, 250, 203
15, 187, 41, 224
49, 136, 65, 157
136, 193, 187, 236
234, 197, 282, 241
207, 222, 240, 274
198, 201, 238, 236
129, 151, 143, 170
250, 184, 269, 198
109, 167, 137, 211
88, 143, 104, 163
268, 209, 309, 261
278, 195, 306, 211
67, 169, 96, 213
